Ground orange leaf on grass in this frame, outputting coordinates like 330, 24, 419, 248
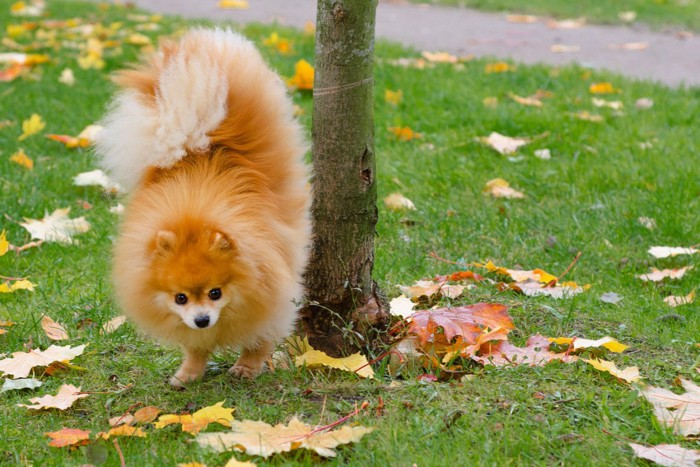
134, 405, 161, 423
98, 425, 147, 439
10, 149, 33, 170
45, 428, 91, 448
388, 126, 422, 141
407, 303, 515, 347
589, 82, 617, 94
287, 59, 314, 90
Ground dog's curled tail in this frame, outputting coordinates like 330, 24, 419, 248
94, 28, 305, 190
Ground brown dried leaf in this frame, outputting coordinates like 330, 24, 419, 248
18, 383, 89, 410
41, 315, 68, 341
0, 344, 86, 378
134, 406, 161, 424
473, 335, 577, 366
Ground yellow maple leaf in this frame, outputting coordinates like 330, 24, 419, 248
197, 416, 374, 458
589, 82, 617, 94
218, 0, 249, 9
295, 349, 374, 379
485, 62, 514, 74
583, 358, 640, 383
10, 148, 33, 170
384, 89, 403, 106
18, 114, 45, 141
549, 336, 628, 353
0, 231, 9, 256
126, 33, 152, 46
155, 401, 235, 434
287, 59, 314, 90
0, 279, 36, 294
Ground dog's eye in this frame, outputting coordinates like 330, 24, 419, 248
174, 293, 188, 305
208, 288, 222, 301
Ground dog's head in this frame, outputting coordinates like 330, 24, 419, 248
146, 223, 248, 330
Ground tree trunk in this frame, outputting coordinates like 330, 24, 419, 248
300, 0, 389, 357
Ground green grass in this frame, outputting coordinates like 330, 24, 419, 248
1, 1, 700, 465
411, 0, 700, 31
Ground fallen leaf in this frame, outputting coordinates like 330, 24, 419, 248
636, 98, 654, 109
608, 42, 648, 51
10, 148, 33, 170
508, 92, 543, 107
485, 62, 513, 74
384, 193, 416, 211
618, 11, 637, 22
664, 291, 695, 307
549, 336, 628, 353
600, 292, 623, 304
178, 463, 206, 467
546, 18, 586, 29
385, 89, 403, 106
134, 406, 161, 424
407, 303, 514, 350
478, 132, 530, 155
388, 126, 422, 141
1, 377, 43, 393
18, 383, 89, 410
629, 443, 700, 467
648, 246, 698, 258
0, 63, 24, 82
18, 113, 45, 141
482, 97, 498, 108
0, 231, 8, 256
583, 358, 640, 383
109, 414, 135, 427
637, 266, 693, 282
550, 44, 581, 53
534, 148, 551, 160
41, 315, 69, 341
45, 428, 91, 448
196, 416, 374, 458
295, 349, 374, 379
638, 217, 656, 230
483, 178, 525, 199
20, 207, 90, 244
639, 379, 700, 436
389, 295, 415, 319
58, 68, 75, 86
98, 425, 147, 439
287, 59, 314, 90
73, 169, 122, 193
421, 51, 458, 64
474, 261, 558, 284
101, 315, 127, 334
125, 33, 151, 46
154, 401, 235, 434
0, 278, 36, 294
218, 0, 249, 9
10, 0, 45, 17
0, 344, 86, 378
589, 82, 617, 94
505, 14, 538, 23
398, 280, 465, 301
570, 111, 603, 122
512, 281, 587, 299
225, 457, 256, 467
474, 335, 576, 366
592, 98, 624, 110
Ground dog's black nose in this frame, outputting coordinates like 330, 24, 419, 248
194, 316, 210, 328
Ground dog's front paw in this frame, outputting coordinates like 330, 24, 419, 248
170, 368, 204, 388
228, 363, 262, 379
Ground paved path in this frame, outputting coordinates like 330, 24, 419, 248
131, 0, 700, 87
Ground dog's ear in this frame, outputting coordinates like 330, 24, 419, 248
150, 230, 177, 255
211, 230, 235, 252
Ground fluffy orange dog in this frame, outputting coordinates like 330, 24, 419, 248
95, 29, 311, 387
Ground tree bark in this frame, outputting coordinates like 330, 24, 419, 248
300, 0, 389, 357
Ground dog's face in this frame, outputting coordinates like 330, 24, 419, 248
146, 225, 247, 330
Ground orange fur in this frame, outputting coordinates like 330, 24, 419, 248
107, 29, 311, 387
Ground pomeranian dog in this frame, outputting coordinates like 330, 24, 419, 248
94, 28, 311, 387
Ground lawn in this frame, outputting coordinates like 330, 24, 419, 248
410, 0, 700, 31
1, 1, 699, 465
